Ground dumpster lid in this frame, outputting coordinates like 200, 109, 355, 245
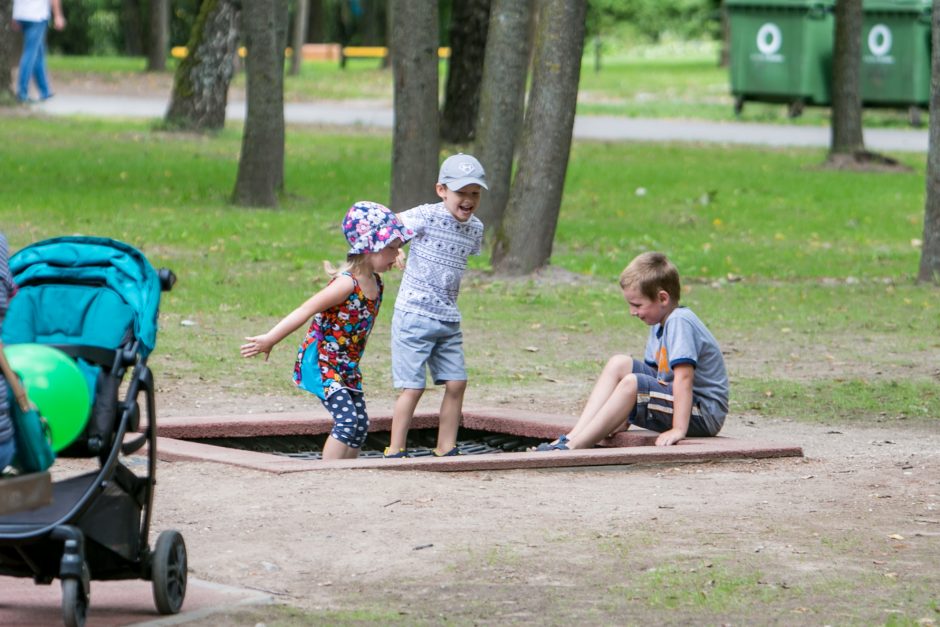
726, 0, 834, 7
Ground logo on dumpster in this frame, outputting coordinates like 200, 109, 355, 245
753, 23, 783, 62
865, 24, 894, 64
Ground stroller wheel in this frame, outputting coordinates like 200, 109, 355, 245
152, 530, 188, 614
61, 578, 88, 627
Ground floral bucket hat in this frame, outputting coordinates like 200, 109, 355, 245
343, 201, 414, 257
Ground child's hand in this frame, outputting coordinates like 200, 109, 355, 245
241, 335, 274, 360
394, 248, 407, 270
655, 428, 685, 447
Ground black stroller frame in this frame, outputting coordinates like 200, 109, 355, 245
0, 237, 186, 627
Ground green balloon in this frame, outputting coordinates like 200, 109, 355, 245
5, 343, 91, 452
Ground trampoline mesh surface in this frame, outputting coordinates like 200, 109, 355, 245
191, 428, 546, 460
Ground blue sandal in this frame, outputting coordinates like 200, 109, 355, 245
433, 446, 460, 457
383, 447, 410, 458
534, 435, 570, 452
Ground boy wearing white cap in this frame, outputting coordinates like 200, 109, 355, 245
385, 154, 488, 458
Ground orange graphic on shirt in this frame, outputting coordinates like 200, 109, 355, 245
656, 346, 670, 383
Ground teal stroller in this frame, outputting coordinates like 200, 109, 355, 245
0, 237, 184, 627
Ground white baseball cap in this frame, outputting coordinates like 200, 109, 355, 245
438, 153, 488, 191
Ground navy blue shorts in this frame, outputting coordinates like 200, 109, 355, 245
321, 388, 369, 449
629, 360, 716, 437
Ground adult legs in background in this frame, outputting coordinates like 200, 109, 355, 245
16, 20, 52, 102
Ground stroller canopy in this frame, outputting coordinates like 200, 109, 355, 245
5, 237, 163, 356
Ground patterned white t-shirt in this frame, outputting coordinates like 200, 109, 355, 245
395, 202, 483, 322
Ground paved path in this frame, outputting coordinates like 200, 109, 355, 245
38, 92, 929, 153
0, 575, 270, 626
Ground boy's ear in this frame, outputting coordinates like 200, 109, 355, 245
657, 289, 671, 305
435, 183, 448, 199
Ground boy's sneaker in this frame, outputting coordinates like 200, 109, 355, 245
383, 447, 409, 458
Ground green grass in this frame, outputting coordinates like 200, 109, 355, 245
1, 116, 937, 426
613, 561, 777, 612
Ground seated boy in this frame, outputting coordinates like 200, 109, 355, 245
541, 251, 728, 450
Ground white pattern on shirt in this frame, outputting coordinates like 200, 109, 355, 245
395, 203, 483, 322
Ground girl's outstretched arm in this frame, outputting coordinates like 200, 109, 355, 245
240, 274, 355, 360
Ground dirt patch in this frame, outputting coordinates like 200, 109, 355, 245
137, 415, 939, 625
117, 362, 940, 624
822, 150, 914, 173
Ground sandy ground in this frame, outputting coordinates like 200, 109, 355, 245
134, 386, 940, 625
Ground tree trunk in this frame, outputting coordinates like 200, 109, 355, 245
0, 0, 16, 104
164, 0, 240, 132
440, 0, 490, 144
473, 0, 532, 233
491, 0, 586, 275
918, 1, 940, 283
828, 0, 865, 160
308, 0, 325, 42
147, 0, 169, 71
718, 0, 730, 67
390, 0, 440, 210
361, 0, 387, 45
289, 0, 309, 76
232, 0, 289, 208
121, 0, 144, 57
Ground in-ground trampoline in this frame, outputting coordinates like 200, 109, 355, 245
153, 407, 803, 473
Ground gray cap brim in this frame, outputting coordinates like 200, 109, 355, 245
444, 176, 489, 191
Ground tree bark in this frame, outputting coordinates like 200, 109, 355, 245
440, 0, 490, 144
307, 0, 325, 43
289, 0, 309, 76
361, 0, 387, 45
473, 0, 532, 233
718, 0, 730, 67
232, 0, 289, 208
918, 1, 940, 283
390, 0, 440, 210
121, 0, 144, 56
828, 0, 865, 160
0, 0, 16, 104
491, 0, 586, 275
147, 0, 169, 71
164, 0, 240, 132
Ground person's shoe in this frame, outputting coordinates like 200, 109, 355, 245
533, 434, 570, 452
534, 441, 570, 451
39, 93, 54, 102
383, 447, 409, 458
432, 446, 460, 457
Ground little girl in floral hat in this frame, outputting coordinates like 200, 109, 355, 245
241, 202, 412, 460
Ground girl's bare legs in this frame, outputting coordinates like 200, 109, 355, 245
388, 388, 424, 452
435, 379, 466, 454
566, 355, 635, 441
322, 435, 359, 460
566, 373, 639, 449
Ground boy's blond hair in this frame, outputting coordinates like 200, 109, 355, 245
619, 252, 681, 303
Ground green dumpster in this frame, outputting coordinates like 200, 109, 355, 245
861, 0, 932, 120
727, 0, 835, 116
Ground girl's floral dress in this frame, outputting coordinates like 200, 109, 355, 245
293, 272, 382, 400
